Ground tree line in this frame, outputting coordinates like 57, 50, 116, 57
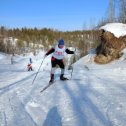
0, 26, 100, 58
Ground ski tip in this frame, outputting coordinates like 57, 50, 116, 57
40, 90, 43, 93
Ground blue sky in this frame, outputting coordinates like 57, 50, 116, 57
0, 0, 108, 31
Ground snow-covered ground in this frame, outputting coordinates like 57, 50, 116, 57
0, 48, 126, 126
0, 23, 126, 126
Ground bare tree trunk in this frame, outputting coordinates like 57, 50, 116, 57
108, 0, 115, 22
119, 0, 126, 23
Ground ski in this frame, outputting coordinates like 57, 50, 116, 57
69, 78, 83, 81
40, 78, 69, 93
40, 78, 83, 93
40, 82, 55, 93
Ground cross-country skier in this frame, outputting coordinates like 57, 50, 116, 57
45, 39, 75, 83
27, 63, 33, 71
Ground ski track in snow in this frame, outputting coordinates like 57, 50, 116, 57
0, 52, 126, 126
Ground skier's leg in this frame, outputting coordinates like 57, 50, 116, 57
50, 57, 56, 82
30, 67, 32, 71
28, 67, 30, 71
58, 60, 68, 80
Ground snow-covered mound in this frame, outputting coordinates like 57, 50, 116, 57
100, 23, 126, 38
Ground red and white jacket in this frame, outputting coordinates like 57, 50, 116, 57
46, 45, 74, 60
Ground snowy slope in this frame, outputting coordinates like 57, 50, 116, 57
0, 49, 126, 126
100, 23, 126, 38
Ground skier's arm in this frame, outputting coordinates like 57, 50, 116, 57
65, 48, 74, 54
45, 48, 55, 56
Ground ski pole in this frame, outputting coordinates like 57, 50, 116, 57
71, 66, 73, 79
31, 56, 46, 85
71, 48, 76, 79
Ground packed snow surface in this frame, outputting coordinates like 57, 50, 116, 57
0, 49, 126, 126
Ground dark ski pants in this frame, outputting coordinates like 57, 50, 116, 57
28, 67, 33, 71
50, 56, 65, 79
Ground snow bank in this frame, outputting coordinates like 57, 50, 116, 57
0, 54, 5, 60
100, 23, 126, 38
0, 53, 8, 60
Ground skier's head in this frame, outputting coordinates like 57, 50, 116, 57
58, 39, 64, 48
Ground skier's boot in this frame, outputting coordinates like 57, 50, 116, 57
60, 74, 68, 81
49, 74, 54, 84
